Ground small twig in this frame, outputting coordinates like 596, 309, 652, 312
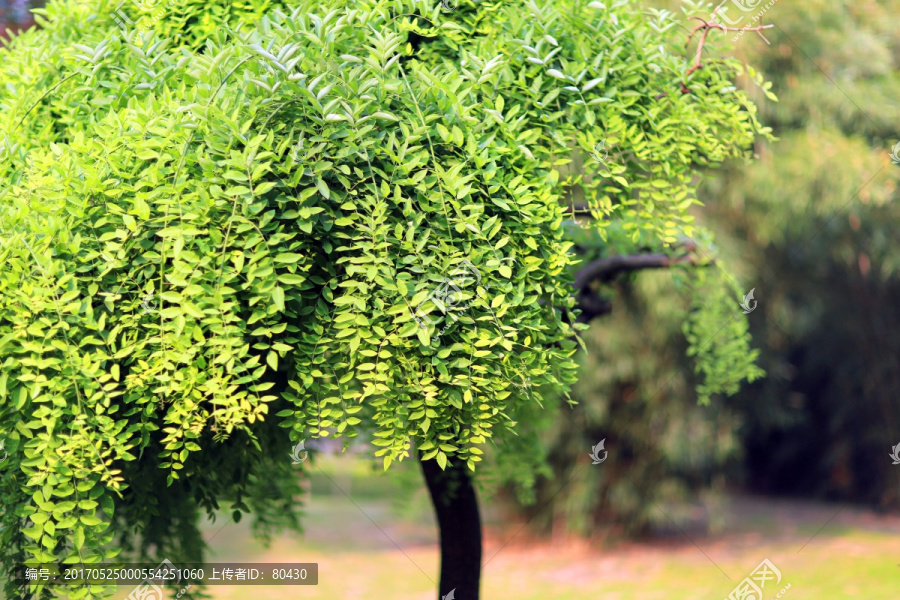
14, 70, 86, 130
684, 2, 773, 78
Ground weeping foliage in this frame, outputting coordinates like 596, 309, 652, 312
1, 0, 767, 597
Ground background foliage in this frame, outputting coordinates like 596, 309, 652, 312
0, 0, 41, 35
701, 0, 900, 507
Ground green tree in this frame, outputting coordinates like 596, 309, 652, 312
0, 0, 766, 598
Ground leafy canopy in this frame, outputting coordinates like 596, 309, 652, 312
0, 0, 766, 597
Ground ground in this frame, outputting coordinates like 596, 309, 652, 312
110, 454, 900, 599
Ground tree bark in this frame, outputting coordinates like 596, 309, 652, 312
420, 457, 482, 600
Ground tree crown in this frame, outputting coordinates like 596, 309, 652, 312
0, 0, 766, 596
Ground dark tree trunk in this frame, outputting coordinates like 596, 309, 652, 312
420, 457, 482, 600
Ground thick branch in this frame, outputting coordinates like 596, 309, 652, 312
574, 252, 700, 291
575, 287, 613, 323
571, 244, 708, 322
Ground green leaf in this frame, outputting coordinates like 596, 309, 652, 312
274, 253, 304, 264
272, 287, 286, 312
254, 181, 278, 195
316, 178, 331, 199
278, 273, 306, 285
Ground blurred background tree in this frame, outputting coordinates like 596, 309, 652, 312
495, 266, 747, 539
703, 0, 900, 508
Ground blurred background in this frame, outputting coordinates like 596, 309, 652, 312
3, 0, 899, 598
0, 0, 41, 37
